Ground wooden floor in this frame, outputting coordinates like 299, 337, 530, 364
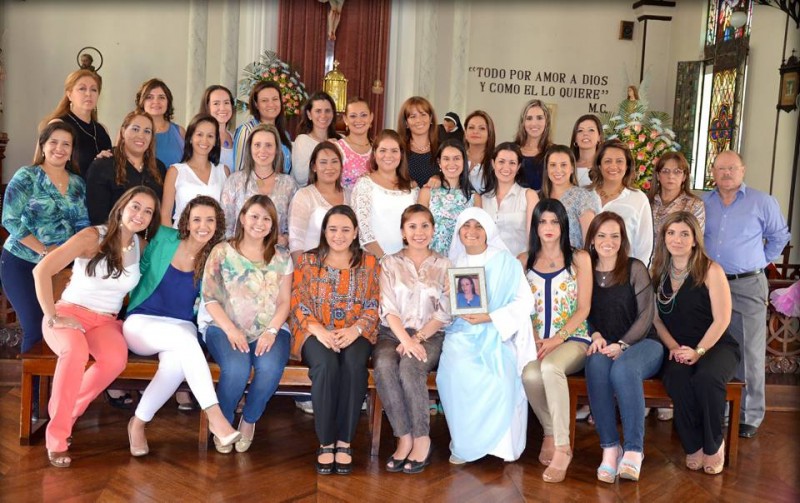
0, 386, 797, 503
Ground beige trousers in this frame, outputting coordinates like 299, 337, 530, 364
522, 340, 587, 447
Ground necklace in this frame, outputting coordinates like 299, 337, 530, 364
254, 169, 275, 181
540, 254, 560, 269
598, 270, 610, 287
411, 138, 430, 153
122, 239, 136, 253
598, 184, 623, 202
346, 136, 371, 148
67, 112, 98, 153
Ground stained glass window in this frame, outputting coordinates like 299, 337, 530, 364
705, 69, 738, 187
706, 0, 719, 46
706, 0, 752, 46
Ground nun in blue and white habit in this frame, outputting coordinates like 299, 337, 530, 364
437, 207, 537, 464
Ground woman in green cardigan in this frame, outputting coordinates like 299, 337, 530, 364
122, 196, 241, 456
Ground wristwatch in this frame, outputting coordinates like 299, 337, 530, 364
47, 315, 58, 328
618, 341, 630, 352
695, 346, 707, 358
266, 327, 278, 336
556, 328, 569, 341
355, 326, 363, 336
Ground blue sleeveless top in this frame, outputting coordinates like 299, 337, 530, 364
155, 122, 185, 168
128, 264, 199, 322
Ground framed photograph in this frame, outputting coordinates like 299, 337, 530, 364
448, 267, 489, 315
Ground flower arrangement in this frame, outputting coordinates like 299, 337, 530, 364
599, 99, 680, 191
236, 50, 309, 117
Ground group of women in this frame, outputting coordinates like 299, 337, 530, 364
0, 69, 738, 483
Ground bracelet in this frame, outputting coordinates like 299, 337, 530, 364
355, 325, 363, 336
47, 315, 58, 328
618, 341, 630, 352
40, 246, 49, 258
695, 346, 707, 358
555, 328, 569, 341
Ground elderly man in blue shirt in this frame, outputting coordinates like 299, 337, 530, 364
704, 150, 790, 439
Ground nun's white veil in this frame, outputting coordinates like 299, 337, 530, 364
448, 207, 512, 262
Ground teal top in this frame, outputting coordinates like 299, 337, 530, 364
127, 226, 182, 313
1, 166, 89, 263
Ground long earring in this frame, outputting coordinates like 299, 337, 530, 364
144, 227, 149, 241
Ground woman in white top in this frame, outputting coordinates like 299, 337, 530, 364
589, 140, 654, 265
288, 141, 350, 262
161, 115, 229, 227
481, 142, 539, 256
336, 97, 373, 189
463, 110, 496, 194
569, 114, 604, 188
198, 85, 235, 172
221, 124, 298, 244
351, 129, 419, 259
292, 91, 341, 187
32, 186, 160, 468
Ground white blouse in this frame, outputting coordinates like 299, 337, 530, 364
351, 176, 419, 255
290, 134, 320, 187
482, 183, 530, 256
171, 162, 228, 227
593, 188, 654, 265
288, 185, 351, 254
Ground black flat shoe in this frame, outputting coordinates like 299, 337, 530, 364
335, 446, 353, 475
316, 447, 335, 475
385, 455, 407, 473
403, 447, 433, 474
104, 390, 133, 410
739, 423, 758, 438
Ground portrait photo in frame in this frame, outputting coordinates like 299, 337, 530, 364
448, 267, 489, 315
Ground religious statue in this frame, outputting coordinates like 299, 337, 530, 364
79, 53, 96, 72
319, 0, 345, 40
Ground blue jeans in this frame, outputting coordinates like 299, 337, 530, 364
205, 325, 290, 424
585, 338, 663, 452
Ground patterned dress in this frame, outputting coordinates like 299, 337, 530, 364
526, 266, 590, 343
336, 138, 371, 189
428, 187, 475, 255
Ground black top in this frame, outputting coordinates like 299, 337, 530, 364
407, 151, 437, 187
588, 258, 656, 345
520, 155, 544, 191
657, 274, 737, 348
85, 156, 166, 225
60, 113, 113, 179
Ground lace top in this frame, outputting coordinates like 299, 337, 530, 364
220, 171, 298, 238
559, 186, 600, 249
288, 185, 351, 254
351, 176, 419, 254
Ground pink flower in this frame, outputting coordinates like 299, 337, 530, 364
638, 134, 647, 142
650, 131, 659, 139
646, 142, 654, 151
639, 164, 646, 173
634, 124, 642, 133
637, 151, 646, 161
623, 128, 631, 136
642, 181, 651, 190
628, 141, 636, 150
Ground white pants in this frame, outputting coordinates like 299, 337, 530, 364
123, 314, 218, 422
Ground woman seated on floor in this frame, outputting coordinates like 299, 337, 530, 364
437, 207, 536, 465
374, 204, 451, 474
290, 205, 380, 475
123, 196, 241, 456
202, 195, 293, 453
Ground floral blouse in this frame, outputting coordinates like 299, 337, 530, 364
526, 266, 590, 343
652, 192, 705, 236
290, 252, 380, 360
2, 166, 89, 263
428, 187, 475, 255
202, 241, 293, 343
220, 171, 298, 238
336, 138, 371, 189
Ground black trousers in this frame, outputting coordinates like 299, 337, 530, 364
662, 342, 740, 455
302, 336, 372, 445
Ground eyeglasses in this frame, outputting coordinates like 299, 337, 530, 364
713, 165, 742, 173
658, 168, 685, 176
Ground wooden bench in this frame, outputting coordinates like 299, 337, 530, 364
21, 344, 744, 466
567, 376, 744, 468
20, 341, 392, 454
